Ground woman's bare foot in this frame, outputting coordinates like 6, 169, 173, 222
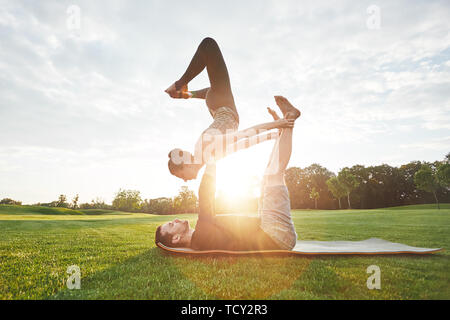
274, 96, 301, 120
267, 107, 281, 120
165, 82, 192, 99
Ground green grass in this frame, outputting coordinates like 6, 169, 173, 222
0, 204, 448, 300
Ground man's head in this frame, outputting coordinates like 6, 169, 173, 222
155, 218, 193, 248
168, 148, 202, 182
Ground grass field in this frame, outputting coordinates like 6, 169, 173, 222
0, 204, 448, 300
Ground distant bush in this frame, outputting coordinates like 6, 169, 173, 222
112, 189, 142, 212
34, 201, 58, 207
0, 198, 22, 205
79, 198, 112, 210
142, 197, 174, 215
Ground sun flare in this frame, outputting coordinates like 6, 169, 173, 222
215, 144, 272, 200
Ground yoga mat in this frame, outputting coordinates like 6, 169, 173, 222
157, 238, 442, 255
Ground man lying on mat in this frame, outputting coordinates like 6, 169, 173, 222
156, 96, 301, 251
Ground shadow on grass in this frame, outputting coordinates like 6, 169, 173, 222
50, 247, 316, 300
49, 244, 445, 300
50, 247, 206, 300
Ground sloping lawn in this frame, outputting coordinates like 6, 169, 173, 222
0, 204, 448, 299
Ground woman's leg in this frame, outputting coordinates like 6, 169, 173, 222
176, 37, 236, 113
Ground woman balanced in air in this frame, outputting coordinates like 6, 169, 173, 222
165, 37, 298, 181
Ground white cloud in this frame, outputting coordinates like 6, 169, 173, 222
400, 136, 450, 151
0, 0, 449, 203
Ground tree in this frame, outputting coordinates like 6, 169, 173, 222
309, 187, 320, 209
285, 165, 334, 209
72, 194, 79, 209
337, 168, 360, 209
346, 165, 370, 209
173, 186, 197, 213
398, 161, 425, 205
56, 194, 68, 208
436, 163, 450, 188
414, 165, 440, 209
79, 198, 111, 210
142, 197, 174, 215
369, 164, 402, 208
0, 198, 22, 205
112, 189, 142, 212
326, 177, 346, 209
285, 167, 309, 209
304, 164, 335, 209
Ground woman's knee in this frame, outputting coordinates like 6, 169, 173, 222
200, 37, 219, 53
201, 37, 217, 46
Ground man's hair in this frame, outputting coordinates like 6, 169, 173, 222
155, 224, 185, 248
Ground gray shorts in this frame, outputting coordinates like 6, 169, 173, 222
203, 106, 239, 135
259, 185, 298, 250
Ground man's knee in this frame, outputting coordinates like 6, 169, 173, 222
263, 173, 285, 187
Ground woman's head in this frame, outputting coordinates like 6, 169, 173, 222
168, 148, 201, 181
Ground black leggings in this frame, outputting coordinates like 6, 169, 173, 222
175, 37, 238, 118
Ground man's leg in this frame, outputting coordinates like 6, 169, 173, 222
262, 96, 300, 185
263, 127, 293, 186
258, 106, 293, 209
258, 99, 299, 250
176, 37, 236, 112
258, 125, 292, 214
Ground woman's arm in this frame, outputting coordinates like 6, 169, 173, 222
192, 119, 293, 164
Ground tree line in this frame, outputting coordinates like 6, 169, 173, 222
8, 186, 198, 215
2, 153, 449, 213
286, 154, 449, 210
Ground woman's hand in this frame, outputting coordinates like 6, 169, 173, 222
272, 118, 295, 129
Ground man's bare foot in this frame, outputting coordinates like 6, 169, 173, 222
268, 107, 282, 135
267, 107, 281, 121
274, 96, 301, 120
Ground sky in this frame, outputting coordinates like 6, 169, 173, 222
0, 0, 449, 204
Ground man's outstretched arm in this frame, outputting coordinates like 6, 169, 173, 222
198, 163, 216, 220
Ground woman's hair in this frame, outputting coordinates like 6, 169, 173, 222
168, 149, 184, 176
168, 149, 195, 177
